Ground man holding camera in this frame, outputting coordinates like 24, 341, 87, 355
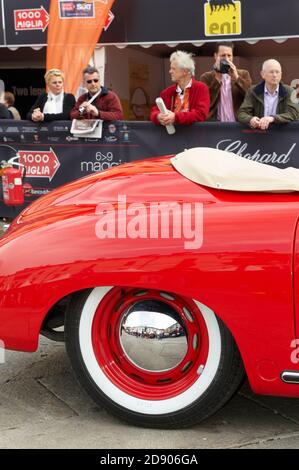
200, 42, 252, 121
70, 66, 123, 121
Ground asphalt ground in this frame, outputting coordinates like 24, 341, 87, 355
1, 337, 299, 449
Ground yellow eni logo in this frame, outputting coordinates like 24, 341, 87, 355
204, 0, 242, 36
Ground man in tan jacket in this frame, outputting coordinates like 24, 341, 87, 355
200, 42, 252, 121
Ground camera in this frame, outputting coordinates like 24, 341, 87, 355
214, 59, 231, 74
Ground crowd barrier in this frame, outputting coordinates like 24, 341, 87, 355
0, 119, 299, 218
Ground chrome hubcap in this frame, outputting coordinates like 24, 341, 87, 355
120, 300, 188, 372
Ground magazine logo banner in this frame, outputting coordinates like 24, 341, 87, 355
204, 1, 242, 37
14, 6, 49, 32
59, 1, 95, 19
18, 149, 60, 181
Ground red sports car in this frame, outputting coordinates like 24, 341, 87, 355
1, 147, 299, 428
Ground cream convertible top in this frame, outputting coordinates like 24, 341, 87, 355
171, 147, 299, 192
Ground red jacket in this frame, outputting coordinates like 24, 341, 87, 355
70, 87, 123, 121
150, 78, 210, 125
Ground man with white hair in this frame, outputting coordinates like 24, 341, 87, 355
150, 50, 210, 126
237, 59, 299, 129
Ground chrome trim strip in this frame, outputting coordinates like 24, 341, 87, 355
281, 371, 299, 384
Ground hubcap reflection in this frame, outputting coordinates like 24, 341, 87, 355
120, 300, 188, 372
91, 287, 210, 399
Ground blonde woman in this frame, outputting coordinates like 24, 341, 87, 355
27, 69, 75, 121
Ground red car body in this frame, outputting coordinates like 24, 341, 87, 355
1, 155, 299, 426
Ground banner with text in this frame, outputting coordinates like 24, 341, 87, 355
2, 1, 299, 48
0, 120, 299, 218
46, 0, 115, 94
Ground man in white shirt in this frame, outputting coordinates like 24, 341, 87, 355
237, 59, 299, 129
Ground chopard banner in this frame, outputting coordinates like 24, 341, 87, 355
1, 0, 299, 47
1, 120, 299, 218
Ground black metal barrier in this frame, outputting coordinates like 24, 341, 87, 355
0, 119, 299, 217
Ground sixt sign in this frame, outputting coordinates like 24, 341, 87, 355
204, 0, 242, 36
59, 0, 95, 19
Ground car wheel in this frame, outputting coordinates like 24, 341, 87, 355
65, 286, 244, 428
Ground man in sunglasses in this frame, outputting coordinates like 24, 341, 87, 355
70, 66, 123, 120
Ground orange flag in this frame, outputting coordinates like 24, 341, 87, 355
46, 0, 115, 95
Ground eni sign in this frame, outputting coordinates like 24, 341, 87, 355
204, 1, 242, 37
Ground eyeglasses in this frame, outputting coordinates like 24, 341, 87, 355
86, 78, 99, 84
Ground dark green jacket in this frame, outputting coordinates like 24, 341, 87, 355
237, 81, 299, 125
